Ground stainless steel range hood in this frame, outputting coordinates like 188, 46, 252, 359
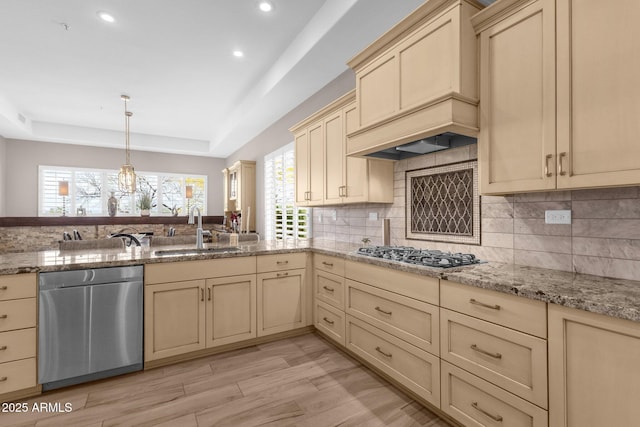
365, 132, 477, 161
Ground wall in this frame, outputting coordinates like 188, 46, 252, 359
4, 139, 226, 216
0, 135, 5, 216
312, 145, 640, 282
225, 69, 356, 237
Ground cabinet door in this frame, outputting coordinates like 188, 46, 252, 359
144, 280, 206, 361
357, 53, 398, 128
343, 103, 368, 203
294, 130, 309, 206
307, 122, 324, 206
323, 110, 344, 204
478, 0, 556, 194
206, 275, 256, 348
257, 269, 306, 336
556, 0, 640, 188
549, 305, 640, 427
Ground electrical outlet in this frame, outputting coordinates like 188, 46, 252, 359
368, 212, 378, 221
545, 210, 571, 224
331, 210, 337, 221
317, 214, 322, 223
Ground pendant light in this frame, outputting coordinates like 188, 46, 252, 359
118, 94, 136, 193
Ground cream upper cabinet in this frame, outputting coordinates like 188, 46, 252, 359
475, 0, 640, 194
291, 91, 393, 207
222, 160, 256, 231
556, 0, 640, 188
294, 122, 324, 206
346, 0, 482, 157
549, 304, 640, 427
475, 0, 556, 194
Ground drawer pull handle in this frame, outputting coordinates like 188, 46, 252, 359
322, 286, 335, 293
469, 299, 500, 310
277, 261, 289, 265
0, 346, 7, 351
0, 286, 7, 290
322, 317, 334, 325
0, 376, 7, 382
471, 344, 502, 359
544, 154, 553, 177
0, 314, 7, 319
200, 288, 204, 302
207, 287, 212, 301
375, 306, 392, 316
277, 272, 289, 277
472, 402, 503, 422
322, 262, 334, 267
375, 346, 392, 358
558, 152, 567, 176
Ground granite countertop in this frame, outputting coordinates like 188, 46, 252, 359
2, 239, 640, 323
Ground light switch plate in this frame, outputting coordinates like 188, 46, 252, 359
545, 210, 572, 224
331, 210, 337, 221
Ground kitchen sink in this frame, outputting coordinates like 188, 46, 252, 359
154, 247, 242, 256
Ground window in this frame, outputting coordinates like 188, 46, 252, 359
39, 166, 207, 216
264, 143, 311, 240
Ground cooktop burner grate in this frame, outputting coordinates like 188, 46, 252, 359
357, 246, 483, 268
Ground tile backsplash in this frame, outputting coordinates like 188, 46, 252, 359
313, 145, 640, 281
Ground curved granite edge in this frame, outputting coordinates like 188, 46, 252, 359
2, 240, 640, 323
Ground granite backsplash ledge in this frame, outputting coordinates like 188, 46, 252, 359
312, 145, 640, 282
0, 216, 223, 253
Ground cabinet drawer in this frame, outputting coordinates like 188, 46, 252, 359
0, 299, 36, 332
441, 361, 548, 427
145, 257, 257, 284
347, 279, 439, 355
441, 280, 547, 338
315, 270, 345, 310
346, 315, 440, 407
257, 253, 307, 273
0, 358, 37, 395
315, 300, 345, 346
441, 308, 547, 408
345, 261, 438, 305
0, 328, 36, 364
0, 274, 36, 301
314, 254, 345, 276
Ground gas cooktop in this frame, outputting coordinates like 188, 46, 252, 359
357, 246, 483, 268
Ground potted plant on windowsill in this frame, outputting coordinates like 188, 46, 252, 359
138, 191, 152, 217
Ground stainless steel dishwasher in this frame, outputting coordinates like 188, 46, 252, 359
38, 265, 143, 391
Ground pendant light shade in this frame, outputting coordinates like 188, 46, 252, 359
118, 95, 136, 193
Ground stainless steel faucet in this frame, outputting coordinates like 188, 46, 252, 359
188, 206, 204, 249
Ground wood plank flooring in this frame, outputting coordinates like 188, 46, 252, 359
2, 333, 452, 426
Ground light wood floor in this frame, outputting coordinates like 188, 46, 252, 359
3, 333, 452, 426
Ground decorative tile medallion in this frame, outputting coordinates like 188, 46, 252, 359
406, 160, 480, 245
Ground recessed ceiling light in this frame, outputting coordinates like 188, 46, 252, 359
97, 11, 115, 23
258, 1, 274, 12
233, 50, 244, 58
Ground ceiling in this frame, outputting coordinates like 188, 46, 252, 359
0, 0, 458, 158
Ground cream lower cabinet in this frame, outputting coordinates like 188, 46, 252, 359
144, 257, 257, 362
206, 275, 256, 348
344, 261, 441, 407
0, 273, 37, 399
145, 279, 206, 361
440, 280, 548, 426
549, 304, 640, 427
257, 253, 309, 337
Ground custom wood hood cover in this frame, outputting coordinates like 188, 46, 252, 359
346, 0, 483, 159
